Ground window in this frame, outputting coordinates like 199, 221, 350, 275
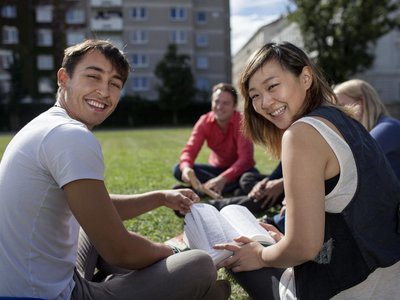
196, 78, 210, 91
196, 33, 208, 47
1, 5, 16, 18
37, 29, 53, 46
66, 32, 85, 46
130, 30, 148, 44
132, 77, 149, 91
36, 6, 53, 23
2, 26, 18, 44
37, 55, 54, 70
170, 30, 187, 44
66, 9, 85, 24
196, 11, 207, 24
170, 7, 186, 21
38, 77, 54, 93
0, 50, 13, 69
131, 54, 149, 68
196, 56, 208, 69
131, 7, 146, 20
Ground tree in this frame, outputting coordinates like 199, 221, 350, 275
7, 53, 26, 130
289, 0, 399, 83
155, 44, 196, 125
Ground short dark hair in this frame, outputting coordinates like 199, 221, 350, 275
62, 39, 131, 84
212, 83, 238, 105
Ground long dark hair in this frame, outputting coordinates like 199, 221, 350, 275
240, 42, 337, 158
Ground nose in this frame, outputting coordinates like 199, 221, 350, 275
261, 93, 274, 110
96, 85, 110, 98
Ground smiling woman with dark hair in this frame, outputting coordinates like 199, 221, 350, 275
213, 42, 400, 300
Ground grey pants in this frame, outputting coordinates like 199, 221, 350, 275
72, 230, 229, 300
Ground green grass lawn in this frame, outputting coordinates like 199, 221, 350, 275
0, 127, 279, 299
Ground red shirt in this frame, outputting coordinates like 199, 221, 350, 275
179, 111, 256, 182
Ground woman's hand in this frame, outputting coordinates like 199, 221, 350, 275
259, 222, 284, 242
214, 236, 266, 272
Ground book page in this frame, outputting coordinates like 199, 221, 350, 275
184, 203, 239, 264
220, 205, 276, 245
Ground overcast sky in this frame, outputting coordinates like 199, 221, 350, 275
230, 0, 294, 55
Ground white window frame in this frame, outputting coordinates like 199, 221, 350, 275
36, 5, 53, 23
196, 33, 208, 47
131, 7, 147, 20
66, 9, 85, 24
196, 56, 208, 69
196, 11, 207, 24
0, 50, 13, 69
2, 26, 18, 44
170, 30, 187, 44
131, 54, 149, 68
37, 29, 53, 46
38, 77, 54, 93
132, 77, 149, 91
130, 30, 148, 44
66, 32, 86, 46
1, 5, 17, 18
37, 55, 54, 70
170, 7, 186, 21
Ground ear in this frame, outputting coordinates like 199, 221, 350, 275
301, 66, 313, 90
57, 68, 68, 88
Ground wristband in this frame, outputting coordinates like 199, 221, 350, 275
169, 244, 181, 255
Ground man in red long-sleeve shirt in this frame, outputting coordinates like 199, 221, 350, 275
173, 83, 258, 197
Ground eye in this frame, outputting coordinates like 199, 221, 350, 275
268, 83, 279, 91
110, 81, 122, 89
250, 94, 259, 101
87, 74, 98, 79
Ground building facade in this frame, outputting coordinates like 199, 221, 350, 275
232, 16, 400, 117
0, 0, 231, 103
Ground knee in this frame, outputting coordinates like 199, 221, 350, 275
178, 250, 217, 283
172, 163, 182, 181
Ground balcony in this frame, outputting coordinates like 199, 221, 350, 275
91, 16, 122, 31
91, 0, 122, 7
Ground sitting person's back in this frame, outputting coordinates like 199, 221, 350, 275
335, 79, 400, 181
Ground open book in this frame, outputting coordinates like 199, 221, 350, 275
183, 203, 276, 265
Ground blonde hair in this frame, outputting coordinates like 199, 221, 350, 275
334, 79, 389, 131
240, 42, 337, 158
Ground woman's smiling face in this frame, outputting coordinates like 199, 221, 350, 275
248, 59, 312, 130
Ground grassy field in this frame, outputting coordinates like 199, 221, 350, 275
0, 127, 278, 299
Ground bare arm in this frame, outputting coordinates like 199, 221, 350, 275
64, 180, 198, 270
216, 121, 340, 271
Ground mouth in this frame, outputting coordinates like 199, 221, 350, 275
269, 106, 285, 117
86, 98, 107, 110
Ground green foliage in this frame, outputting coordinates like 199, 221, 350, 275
0, 128, 278, 299
155, 44, 197, 124
289, 0, 400, 83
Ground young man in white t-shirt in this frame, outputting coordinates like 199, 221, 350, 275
0, 39, 230, 300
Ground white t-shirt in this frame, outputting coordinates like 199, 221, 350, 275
0, 107, 104, 299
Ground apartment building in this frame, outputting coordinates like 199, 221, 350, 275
232, 16, 400, 116
0, 0, 231, 103
0, 0, 87, 104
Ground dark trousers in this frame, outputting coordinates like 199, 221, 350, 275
172, 163, 259, 195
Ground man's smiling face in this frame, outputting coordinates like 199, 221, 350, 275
57, 50, 123, 129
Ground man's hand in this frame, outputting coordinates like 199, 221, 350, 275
181, 167, 195, 185
204, 175, 227, 195
163, 189, 200, 215
249, 178, 284, 209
